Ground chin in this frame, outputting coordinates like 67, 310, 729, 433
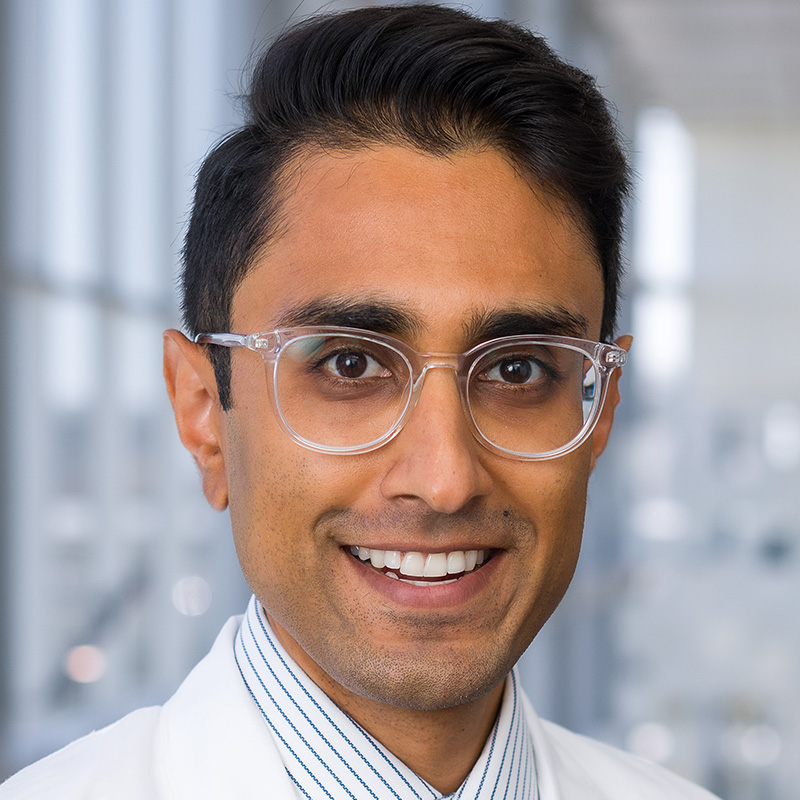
326, 642, 517, 711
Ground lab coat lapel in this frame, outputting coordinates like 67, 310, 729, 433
157, 616, 298, 800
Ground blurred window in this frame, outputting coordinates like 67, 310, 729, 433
0, 0, 255, 776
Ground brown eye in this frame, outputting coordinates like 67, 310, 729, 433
335, 353, 368, 378
498, 359, 532, 383
320, 349, 388, 380
483, 357, 544, 385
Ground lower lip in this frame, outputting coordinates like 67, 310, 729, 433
342, 548, 501, 609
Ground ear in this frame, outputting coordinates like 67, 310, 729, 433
163, 329, 229, 510
589, 334, 633, 471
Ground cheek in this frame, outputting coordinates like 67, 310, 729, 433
540, 461, 591, 595
505, 452, 591, 577
224, 362, 322, 546
224, 414, 308, 585
542, 456, 591, 551
502, 448, 591, 527
224, 414, 380, 582
515, 457, 592, 637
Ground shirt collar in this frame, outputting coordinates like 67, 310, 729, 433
235, 595, 538, 800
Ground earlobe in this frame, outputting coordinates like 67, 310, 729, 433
589, 334, 632, 471
163, 329, 230, 511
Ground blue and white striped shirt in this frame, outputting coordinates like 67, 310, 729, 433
235, 595, 538, 800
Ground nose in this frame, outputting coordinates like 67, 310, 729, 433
379, 366, 492, 513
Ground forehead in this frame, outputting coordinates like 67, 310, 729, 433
233, 146, 604, 344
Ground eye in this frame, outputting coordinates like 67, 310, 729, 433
482, 357, 546, 385
321, 350, 389, 380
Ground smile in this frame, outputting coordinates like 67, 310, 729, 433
347, 545, 490, 585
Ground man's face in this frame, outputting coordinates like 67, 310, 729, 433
188, 146, 617, 711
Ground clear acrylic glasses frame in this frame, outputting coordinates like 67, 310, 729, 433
194, 326, 627, 461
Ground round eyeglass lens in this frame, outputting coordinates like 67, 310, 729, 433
273, 333, 413, 449
467, 341, 599, 456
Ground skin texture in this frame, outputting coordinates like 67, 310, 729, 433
164, 145, 630, 793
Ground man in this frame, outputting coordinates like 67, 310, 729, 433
1, 5, 720, 798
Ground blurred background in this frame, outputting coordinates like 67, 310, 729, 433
0, 0, 797, 797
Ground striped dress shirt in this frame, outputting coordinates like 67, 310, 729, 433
235, 595, 538, 800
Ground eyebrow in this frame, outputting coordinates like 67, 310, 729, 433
464, 305, 590, 344
274, 297, 589, 345
274, 297, 424, 338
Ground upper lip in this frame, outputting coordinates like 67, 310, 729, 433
343, 543, 498, 553
323, 508, 520, 554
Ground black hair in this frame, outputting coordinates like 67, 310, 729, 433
182, 4, 630, 409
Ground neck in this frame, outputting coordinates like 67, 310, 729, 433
268, 615, 505, 795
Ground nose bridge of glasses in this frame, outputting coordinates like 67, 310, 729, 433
410, 355, 462, 391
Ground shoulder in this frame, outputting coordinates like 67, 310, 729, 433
1, 614, 296, 800
542, 719, 719, 799
521, 695, 721, 800
0, 706, 164, 799
0, 616, 247, 800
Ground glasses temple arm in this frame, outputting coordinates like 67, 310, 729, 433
193, 332, 248, 348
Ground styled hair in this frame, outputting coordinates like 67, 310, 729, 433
182, 4, 630, 409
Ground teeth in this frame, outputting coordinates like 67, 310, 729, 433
447, 551, 466, 574
349, 546, 488, 580
384, 550, 402, 570
424, 553, 448, 578
400, 552, 425, 577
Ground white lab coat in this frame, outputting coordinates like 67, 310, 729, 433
1, 617, 720, 799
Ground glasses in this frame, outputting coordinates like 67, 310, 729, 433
195, 326, 627, 461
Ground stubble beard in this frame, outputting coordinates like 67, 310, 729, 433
288, 610, 522, 712
298, 506, 537, 709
